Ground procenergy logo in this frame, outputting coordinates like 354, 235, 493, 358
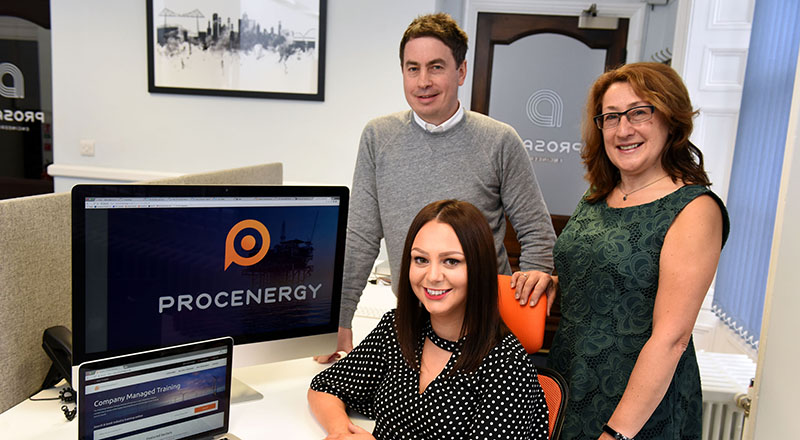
158, 219, 323, 314
225, 219, 270, 270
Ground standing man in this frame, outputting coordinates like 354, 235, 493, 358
317, 13, 556, 362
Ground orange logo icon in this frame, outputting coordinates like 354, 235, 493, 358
225, 219, 270, 270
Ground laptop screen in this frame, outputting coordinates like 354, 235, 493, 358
78, 338, 234, 440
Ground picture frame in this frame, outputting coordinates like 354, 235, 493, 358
146, 0, 326, 101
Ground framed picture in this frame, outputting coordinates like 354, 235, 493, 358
146, 0, 326, 101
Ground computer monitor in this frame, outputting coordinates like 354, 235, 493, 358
71, 184, 348, 400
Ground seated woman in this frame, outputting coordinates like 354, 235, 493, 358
308, 199, 549, 439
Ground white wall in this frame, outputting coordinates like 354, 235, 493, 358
49, 0, 434, 191
48, 1, 685, 192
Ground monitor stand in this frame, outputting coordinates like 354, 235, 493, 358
231, 375, 264, 403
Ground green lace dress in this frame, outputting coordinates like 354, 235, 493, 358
548, 185, 729, 440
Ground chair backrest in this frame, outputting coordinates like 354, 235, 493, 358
497, 274, 547, 353
536, 366, 569, 440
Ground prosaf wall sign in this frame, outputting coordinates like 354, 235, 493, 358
0, 60, 44, 122
1, 39, 49, 180
523, 89, 582, 158
487, 32, 606, 216
0, 61, 44, 122
527, 89, 563, 128
0, 40, 46, 127
0, 62, 25, 98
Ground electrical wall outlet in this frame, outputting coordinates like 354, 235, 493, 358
80, 139, 95, 157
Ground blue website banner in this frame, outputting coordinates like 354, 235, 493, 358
85, 366, 226, 430
86, 205, 339, 352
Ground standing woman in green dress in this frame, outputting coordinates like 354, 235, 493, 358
519, 62, 730, 439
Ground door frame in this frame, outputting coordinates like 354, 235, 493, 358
470, 13, 629, 114
460, 0, 647, 109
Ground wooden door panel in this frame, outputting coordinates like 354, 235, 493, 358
474, 12, 629, 354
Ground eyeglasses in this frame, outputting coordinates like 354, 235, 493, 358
593, 105, 655, 130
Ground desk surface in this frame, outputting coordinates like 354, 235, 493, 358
0, 284, 396, 439
0, 283, 756, 438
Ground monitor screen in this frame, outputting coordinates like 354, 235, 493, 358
72, 185, 348, 368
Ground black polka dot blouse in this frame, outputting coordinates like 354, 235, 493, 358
310, 310, 550, 439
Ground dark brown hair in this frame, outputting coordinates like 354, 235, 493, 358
582, 62, 710, 203
399, 13, 468, 66
395, 200, 506, 374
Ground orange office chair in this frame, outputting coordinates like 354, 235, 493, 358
497, 274, 568, 439
534, 366, 568, 440
497, 274, 547, 353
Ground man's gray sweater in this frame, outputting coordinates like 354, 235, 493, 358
340, 110, 555, 327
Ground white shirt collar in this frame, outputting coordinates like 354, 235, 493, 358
412, 102, 464, 133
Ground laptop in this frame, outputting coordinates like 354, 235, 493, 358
77, 337, 240, 440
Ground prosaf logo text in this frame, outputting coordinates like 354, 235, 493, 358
225, 219, 270, 270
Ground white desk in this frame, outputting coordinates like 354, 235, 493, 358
0, 284, 397, 439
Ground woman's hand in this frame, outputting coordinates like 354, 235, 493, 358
314, 327, 354, 364
510, 271, 558, 315
324, 422, 376, 439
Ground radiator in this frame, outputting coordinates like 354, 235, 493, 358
697, 351, 757, 440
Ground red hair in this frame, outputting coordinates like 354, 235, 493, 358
581, 62, 710, 203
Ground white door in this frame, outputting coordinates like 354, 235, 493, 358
672, 0, 754, 203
